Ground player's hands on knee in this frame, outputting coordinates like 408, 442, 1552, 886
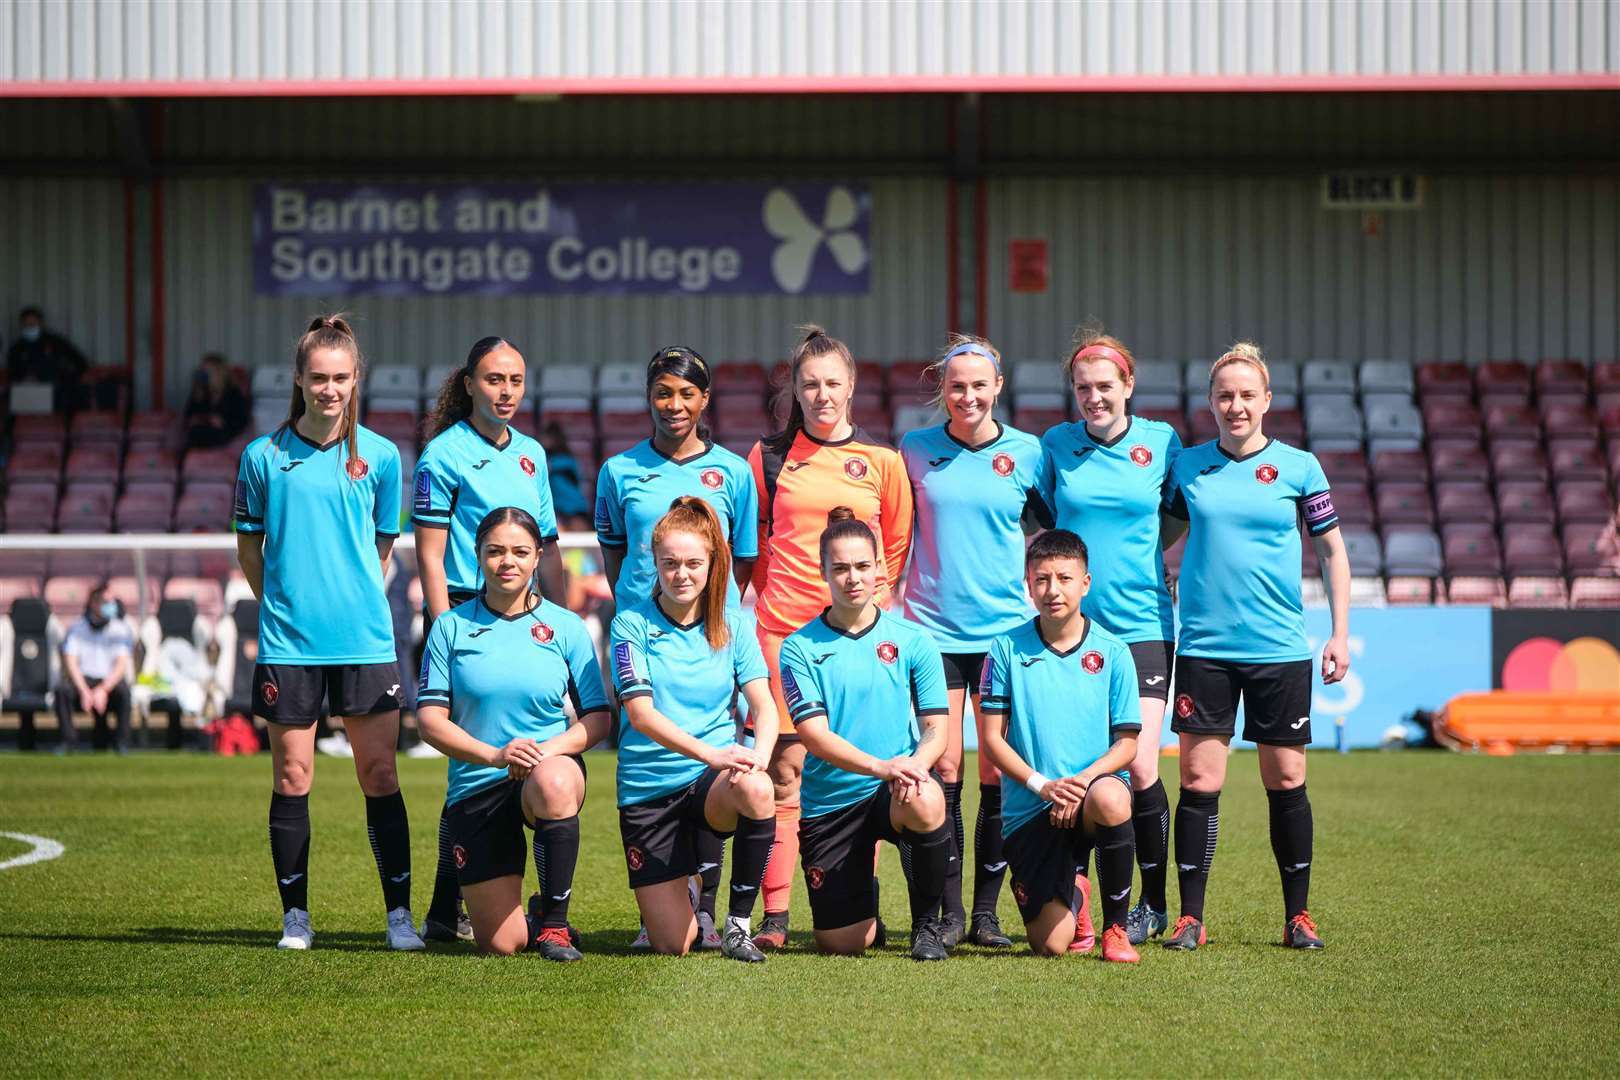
494, 737, 543, 776
710, 744, 764, 780
1322, 634, 1350, 685
882, 756, 930, 802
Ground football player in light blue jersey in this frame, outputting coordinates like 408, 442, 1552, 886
1035, 331, 1181, 945
234, 315, 421, 953
899, 335, 1049, 950
1159, 343, 1351, 954
595, 345, 758, 950
979, 529, 1142, 962
609, 497, 779, 963
781, 508, 954, 961
413, 336, 562, 945
417, 508, 612, 961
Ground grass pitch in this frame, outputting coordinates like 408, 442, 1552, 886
0, 751, 1616, 1078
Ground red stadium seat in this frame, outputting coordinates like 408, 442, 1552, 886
1482, 402, 1540, 441
1266, 409, 1305, 445
1489, 442, 1549, 483
1190, 410, 1221, 443
104, 575, 162, 613
1428, 443, 1489, 483
1496, 482, 1556, 525
1375, 483, 1433, 526
1592, 360, 1620, 397
1385, 577, 1434, 605
599, 434, 641, 460
180, 447, 238, 484
68, 411, 127, 445
597, 411, 645, 439
1442, 524, 1502, 575
115, 487, 176, 532
59, 484, 117, 534
0, 551, 49, 577
11, 414, 66, 443
1535, 359, 1589, 401
1570, 577, 1620, 607
1371, 448, 1429, 488
1445, 576, 1506, 606
65, 443, 122, 478
1475, 360, 1532, 397
365, 409, 419, 450
1416, 361, 1471, 398
0, 576, 42, 614
1600, 402, 1620, 437
1550, 442, 1608, 482
6, 443, 63, 483
1421, 399, 1482, 444
1013, 408, 1066, 434
1507, 577, 1568, 608
852, 360, 886, 394
1541, 402, 1601, 440
44, 575, 98, 617
1330, 483, 1373, 528
1502, 524, 1564, 577
884, 361, 932, 404
1434, 482, 1495, 525
1315, 449, 1370, 488
1563, 523, 1620, 576
173, 487, 233, 533
711, 362, 767, 396
4, 481, 59, 532
1135, 408, 1188, 443
126, 410, 181, 449
122, 446, 179, 486
1556, 481, 1615, 524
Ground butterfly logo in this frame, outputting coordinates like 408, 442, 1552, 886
763, 187, 868, 294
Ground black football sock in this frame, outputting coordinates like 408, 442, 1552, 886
426, 804, 460, 926
1268, 785, 1313, 921
939, 780, 965, 924
1174, 788, 1221, 921
971, 782, 1007, 917
1133, 778, 1171, 911
728, 815, 775, 921
365, 791, 412, 912
694, 826, 724, 920
903, 824, 952, 925
531, 815, 580, 929
269, 792, 310, 913
1093, 820, 1136, 929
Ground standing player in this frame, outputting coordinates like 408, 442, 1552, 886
1160, 342, 1351, 952
416, 508, 611, 960
414, 336, 564, 943
899, 335, 1048, 948
978, 529, 1142, 961
781, 508, 953, 960
234, 315, 422, 951
746, 327, 913, 949
610, 498, 780, 962
1036, 330, 1181, 944
596, 345, 757, 949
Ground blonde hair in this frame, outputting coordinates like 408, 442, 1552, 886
925, 333, 1002, 412
1209, 341, 1271, 391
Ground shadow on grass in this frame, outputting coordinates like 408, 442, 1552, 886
0, 927, 414, 952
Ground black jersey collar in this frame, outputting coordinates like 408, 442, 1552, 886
477, 590, 541, 622
819, 606, 883, 641
1034, 615, 1091, 658
1217, 436, 1274, 463
1083, 416, 1133, 449
943, 420, 1004, 453
653, 591, 705, 631
463, 419, 514, 452
289, 425, 344, 452
648, 437, 715, 467
801, 426, 857, 448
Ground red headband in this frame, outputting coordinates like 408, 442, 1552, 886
1071, 344, 1133, 378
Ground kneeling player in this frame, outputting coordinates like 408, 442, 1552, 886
979, 529, 1143, 962
782, 508, 955, 961
417, 508, 612, 960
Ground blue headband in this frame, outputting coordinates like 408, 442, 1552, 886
942, 341, 1001, 374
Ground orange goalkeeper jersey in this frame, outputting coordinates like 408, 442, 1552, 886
748, 427, 914, 639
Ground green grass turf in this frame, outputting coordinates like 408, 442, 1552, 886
0, 751, 1616, 1078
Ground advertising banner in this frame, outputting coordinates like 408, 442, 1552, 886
1491, 610, 1620, 691
253, 182, 870, 297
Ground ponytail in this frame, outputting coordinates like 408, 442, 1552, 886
282, 314, 363, 476
818, 505, 878, 569
646, 345, 714, 444
765, 325, 855, 453
426, 336, 518, 441
651, 496, 732, 650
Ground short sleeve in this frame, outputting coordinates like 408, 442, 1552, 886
111, 622, 135, 655
562, 618, 609, 715
778, 637, 826, 726
1108, 643, 1142, 737
1033, 440, 1056, 523
731, 615, 769, 688
418, 618, 453, 710
373, 446, 401, 537
1299, 454, 1339, 536
608, 614, 653, 701
979, 637, 1011, 714
62, 622, 85, 659
411, 447, 455, 530
1162, 462, 1188, 520
729, 464, 760, 560
233, 447, 266, 534
531, 445, 559, 542
908, 632, 949, 717
594, 465, 627, 548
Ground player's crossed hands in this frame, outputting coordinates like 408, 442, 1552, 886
882, 756, 931, 803
1047, 774, 1091, 827
711, 744, 767, 782
495, 736, 545, 778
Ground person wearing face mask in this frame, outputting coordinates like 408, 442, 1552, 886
6, 306, 88, 412
49, 586, 135, 753
414, 336, 564, 944
1035, 328, 1182, 947
184, 352, 250, 450
898, 334, 1050, 949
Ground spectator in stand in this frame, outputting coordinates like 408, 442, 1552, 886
6, 306, 88, 411
184, 352, 250, 449
51, 586, 136, 753
540, 421, 590, 520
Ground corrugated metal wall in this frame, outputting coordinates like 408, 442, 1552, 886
0, 179, 125, 366
162, 176, 947, 405
984, 174, 1620, 369
5, 0, 1616, 86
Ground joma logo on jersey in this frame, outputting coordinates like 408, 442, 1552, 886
468, 627, 493, 638
1073, 447, 1095, 460
1081, 651, 1105, 675
635, 473, 661, 483
1019, 656, 1045, 668
1130, 445, 1153, 467
279, 460, 304, 473
927, 456, 952, 467
1198, 464, 1222, 476
472, 459, 492, 470
810, 652, 835, 665
876, 641, 899, 665
1255, 464, 1279, 485
700, 468, 723, 489
992, 453, 1015, 477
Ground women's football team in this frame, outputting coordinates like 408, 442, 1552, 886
238, 317, 1350, 962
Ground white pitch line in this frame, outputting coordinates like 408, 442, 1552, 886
0, 832, 65, 871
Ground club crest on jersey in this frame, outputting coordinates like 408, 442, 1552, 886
876, 641, 899, 665
1081, 651, 1105, 674
992, 452, 1015, 477
1255, 463, 1278, 485
844, 457, 868, 480
807, 865, 826, 890
1175, 693, 1195, 719
531, 621, 554, 645
626, 845, 645, 871
453, 845, 467, 870
700, 468, 724, 489
1130, 445, 1153, 467
519, 455, 536, 477
347, 457, 369, 480
261, 681, 279, 706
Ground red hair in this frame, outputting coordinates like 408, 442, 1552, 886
1067, 327, 1136, 383
651, 496, 732, 650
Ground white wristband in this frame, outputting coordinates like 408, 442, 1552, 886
1025, 772, 1051, 797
